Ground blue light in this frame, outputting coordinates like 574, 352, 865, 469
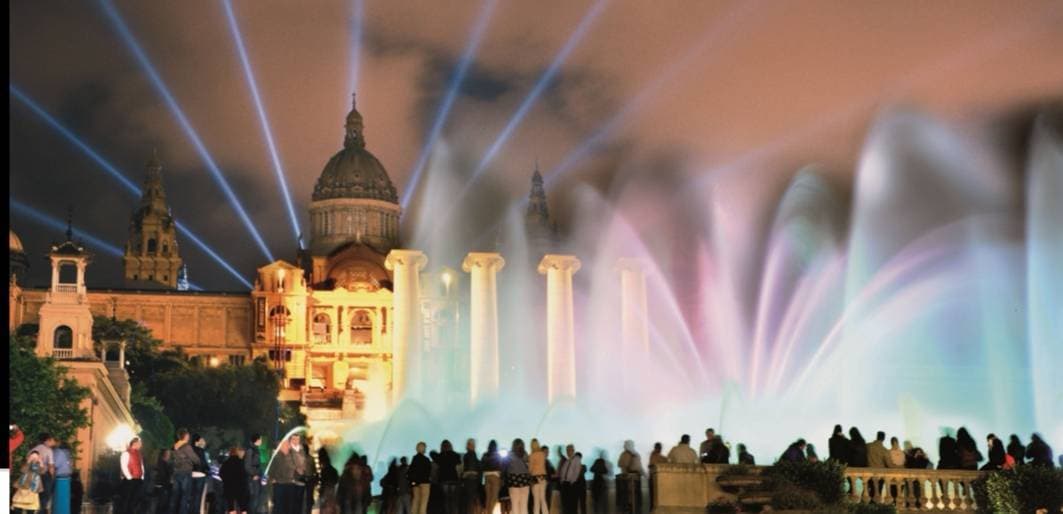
469, 0, 609, 185
222, 0, 302, 248
10, 199, 124, 257
349, 0, 365, 97
97, 0, 274, 262
399, 0, 501, 209
10, 85, 254, 289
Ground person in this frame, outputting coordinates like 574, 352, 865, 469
527, 440, 548, 514
397, 457, 413, 514
706, 436, 730, 464
304, 443, 320, 514
666, 435, 698, 464
359, 455, 373, 514
1026, 433, 1054, 467
937, 429, 959, 470
243, 434, 263, 514
866, 432, 890, 468
905, 447, 930, 469
337, 452, 367, 514
648, 444, 666, 468
13, 450, 45, 513
736, 444, 755, 465
780, 439, 806, 463
981, 434, 1006, 471
481, 440, 503, 514
53, 441, 73, 514
462, 439, 482, 514
888, 438, 906, 468
190, 435, 210, 514
956, 428, 983, 470
220, 447, 250, 514
805, 443, 819, 463
154, 449, 174, 514
31, 433, 57, 513
170, 428, 202, 514
319, 449, 340, 506
574, 452, 587, 514
410, 442, 433, 514
1006, 434, 1026, 465
380, 459, 399, 514
432, 440, 463, 514
828, 425, 850, 464
503, 439, 534, 514
10, 425, 26, 470
616, 441, 643, 514
848, 428, 868, 467
118, 437, 146, 514
590, 452, 609, 514
557, 445, 581, 514
269, 433, 314, 514
698, 429, 715, 461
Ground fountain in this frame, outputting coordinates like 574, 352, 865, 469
328, 110, 1061, 488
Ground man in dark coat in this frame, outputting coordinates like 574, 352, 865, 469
828, 425, 850, 464
780, 440, 807, 463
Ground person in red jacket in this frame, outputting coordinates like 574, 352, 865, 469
118, 437, 145, 514
9, 424, 25, 469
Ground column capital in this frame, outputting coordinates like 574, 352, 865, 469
614, 257, 646, 274
385, 249, 428, 271
462, 252, 506, 273
538, 254, 581, 275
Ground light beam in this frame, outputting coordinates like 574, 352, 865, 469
11, 199, 125, 257
348, 0, 365, 99
222, 0, 303, 248
97, 0, 275, 261
10, 85, 253, 289
399, 0, 501, 209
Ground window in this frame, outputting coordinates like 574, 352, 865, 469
53, 326, 73, 349
58, 263, 77, 284
162, 243, 169, 256
149, 274, 154, 281
133, 274, 139, 281
267, 349, 293, 362
228, 355, 246, 366
313, 313, 332, 343
351, 309, 373, 345
147, 238, 157, 253
164, 275, 169, 282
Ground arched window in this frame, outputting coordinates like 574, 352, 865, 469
54, 325, 73, 349
147, 238, 158, 253
313, 313, 332, 343
162, 242, 169, 255
350, 309, 374, 345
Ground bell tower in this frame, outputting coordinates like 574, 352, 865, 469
36, 217, 95, 360
123, 149, 183, 287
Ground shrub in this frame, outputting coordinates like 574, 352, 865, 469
706, 499, 739, 514
763, 459, 846, 505
846, 503, 897, 514
982, 466, 1063, 513
772, 485, 821, 510
719, 464, 756, 477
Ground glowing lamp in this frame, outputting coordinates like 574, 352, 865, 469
209, 356, 220, 367
106, 424, 137, 451
441, 271, 452, 289
499, 449, 509, 458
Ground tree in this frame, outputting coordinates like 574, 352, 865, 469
9, 334, 91, 466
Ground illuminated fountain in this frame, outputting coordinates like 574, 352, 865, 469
331, 110, 1061, 483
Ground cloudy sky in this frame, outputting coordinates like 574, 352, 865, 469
9, 0, 1063, 289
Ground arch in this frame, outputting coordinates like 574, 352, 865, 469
147, 238, 158, 253
270, 305, 292, 317
58, 262, 77, 284
54, 325, 73, 349
350, 309, 374, 345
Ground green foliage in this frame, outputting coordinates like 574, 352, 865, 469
771, 485, 821, 510
8, 334, 90, 465
763, 459, 846, 505
14, 323, 39, 338
88, 451, 122, 505
705, 499, 739, 514
130, 383, 175, 453
981, 466, 1063, 513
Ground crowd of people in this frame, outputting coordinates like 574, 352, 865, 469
9, 422, 1059, 514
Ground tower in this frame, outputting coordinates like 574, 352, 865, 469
37, 220, 95, 360
525, 163, 558, 256
123, 150, 183, 288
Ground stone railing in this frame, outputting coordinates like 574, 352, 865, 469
652, 463, 986, 513
52, 348, 74, 360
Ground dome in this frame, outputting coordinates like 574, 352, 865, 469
312, 147, 398, 203
9, 229, 24, 253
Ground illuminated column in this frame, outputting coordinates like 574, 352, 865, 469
463, 252, 505, 406
385, 249, 427, 403
538, 255, 581, 404
616, 258, 650, 393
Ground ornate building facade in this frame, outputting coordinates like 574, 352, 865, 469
10, 94, 557, 432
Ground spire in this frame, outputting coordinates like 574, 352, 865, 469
344, 91, 365, 149
176, 265, 190, 291
65, 205, 74, 241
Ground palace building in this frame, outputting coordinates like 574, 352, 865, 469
9, 94, 559, 437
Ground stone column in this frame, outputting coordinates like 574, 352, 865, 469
385, 249, 428, 403
463, 252, 506, 406
616, 258, 650, 393
538, 255, 581, 404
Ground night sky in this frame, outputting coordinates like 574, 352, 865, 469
9, 1, 1063, 290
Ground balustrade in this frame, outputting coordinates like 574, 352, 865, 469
52, 348, 74, 360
